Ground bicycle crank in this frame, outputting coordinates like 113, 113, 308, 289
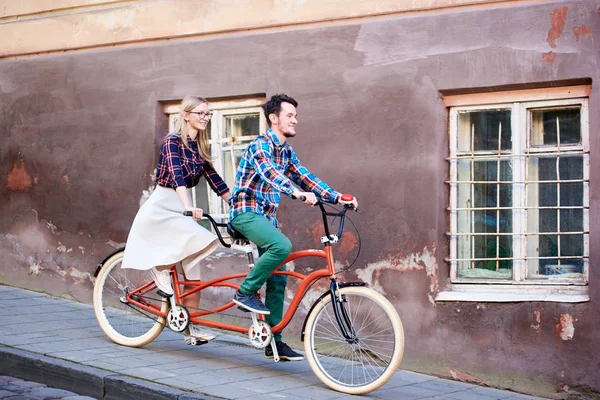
166, 304, 190, 333
248, 313, 272, 350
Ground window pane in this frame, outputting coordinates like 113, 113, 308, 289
560, 156, 583, 179
192, 184, 211, 230
560, 182, 583, 206
458, 110, 512, 152
538, 157, 557, 180
223, 148, 245, 188
457, 159, 471, 181
539, 209, 557, 232
474, 183, 496, 208
560, 209, 583, 232
457, 210, 470, 234
225, 113, 260, 138
530, 108, 581, 146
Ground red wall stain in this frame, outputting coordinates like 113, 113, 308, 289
337, 231, 357, 255
542, 51, 556, 64
573, 25, 591, 41
574, 26, 582, 41
6, 161, 33, 191
546, 7, 568, 48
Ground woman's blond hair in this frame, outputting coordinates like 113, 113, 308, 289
174, 96, 212, 164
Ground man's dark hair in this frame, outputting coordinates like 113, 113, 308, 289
262, 94, 298, 127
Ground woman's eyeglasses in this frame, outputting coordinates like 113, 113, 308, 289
189, 111, 213, 119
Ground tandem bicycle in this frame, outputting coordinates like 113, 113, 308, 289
92, 195, 404, 394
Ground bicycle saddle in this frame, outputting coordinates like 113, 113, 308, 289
227, 223, 249, 242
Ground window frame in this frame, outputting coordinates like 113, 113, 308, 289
440, 85, 591, 303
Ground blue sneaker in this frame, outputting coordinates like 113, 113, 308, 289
233, 290, 270, 314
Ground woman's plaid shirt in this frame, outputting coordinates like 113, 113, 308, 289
229, 129, 340, 228
155, 134, 229, 195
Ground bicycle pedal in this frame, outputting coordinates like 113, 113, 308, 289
157, 289, 173, 298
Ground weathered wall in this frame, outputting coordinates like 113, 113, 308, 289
0, 0, 540, 57
1, 1, 599, 397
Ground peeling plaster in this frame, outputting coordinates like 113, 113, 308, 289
140, 183, 155, 207
531, 310, 542, 333
556, 313, 575, 340
28, 260, 43, 276
45, 221, 58, 235
446, 368, 485, 385
68, 267, 94, 285
6, 161, 32, 191
542, 51, 556, 64
355, 246, 438, 303
546, 7, 568, 48
105, 240, 124, 249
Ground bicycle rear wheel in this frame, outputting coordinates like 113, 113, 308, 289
304, 286, 404, 395
93, 251, 167, 347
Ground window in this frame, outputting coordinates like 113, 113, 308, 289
164, 97, 266, 221
441, 85, 590, 302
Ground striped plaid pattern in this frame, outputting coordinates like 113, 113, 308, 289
229, 129, 340, 228
155, 134, 229, 195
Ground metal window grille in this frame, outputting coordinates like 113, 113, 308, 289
447, 99, 589, 284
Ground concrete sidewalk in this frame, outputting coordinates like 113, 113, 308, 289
0, 285, 548, 400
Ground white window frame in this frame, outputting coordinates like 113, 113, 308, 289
438, 85, 591, 303
162, 97, 266, 222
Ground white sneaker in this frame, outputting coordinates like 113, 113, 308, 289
185, 324, 216, 345
150, 268, 174, 296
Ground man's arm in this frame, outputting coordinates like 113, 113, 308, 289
285, 150, 341, 204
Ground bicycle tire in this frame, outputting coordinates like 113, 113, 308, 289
93, 251, 167, 347
304, 286, 404, 394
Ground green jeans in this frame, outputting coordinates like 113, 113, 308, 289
231, 212, 292, 342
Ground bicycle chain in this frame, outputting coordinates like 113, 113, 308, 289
131, 294, 256, 325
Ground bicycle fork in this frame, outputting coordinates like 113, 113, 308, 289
329, 280, 359, 344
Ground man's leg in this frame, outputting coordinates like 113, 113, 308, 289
264, 256, 287, 342
231, 212, 291, 301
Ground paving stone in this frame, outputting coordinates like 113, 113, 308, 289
415, 377, 477, 393
0, 390, 16, 398
367, 384, 444, 400
104, 375, 185, 400
28, 387, 79, 397
443, 388, 500, 400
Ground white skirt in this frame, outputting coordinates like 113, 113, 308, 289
121, 185, 218, 280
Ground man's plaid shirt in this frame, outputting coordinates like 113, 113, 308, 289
229, 129, 340, 228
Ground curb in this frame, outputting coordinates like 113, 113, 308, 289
0, 346, 223, 400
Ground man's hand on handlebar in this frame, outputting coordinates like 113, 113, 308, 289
338, 194, 358, 211
291, 190, 318, 206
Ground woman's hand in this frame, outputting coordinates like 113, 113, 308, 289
186, 207, 204, 221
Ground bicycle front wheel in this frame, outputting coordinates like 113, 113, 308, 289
93, 251, 167, 347
304, 286, 404, 395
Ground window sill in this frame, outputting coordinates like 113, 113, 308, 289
435, 284, 589, 303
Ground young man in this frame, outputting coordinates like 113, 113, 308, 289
229, 94, 358, 361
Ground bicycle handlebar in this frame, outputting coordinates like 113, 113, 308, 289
183, 193, 356, 247
182, 211, 231, 248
